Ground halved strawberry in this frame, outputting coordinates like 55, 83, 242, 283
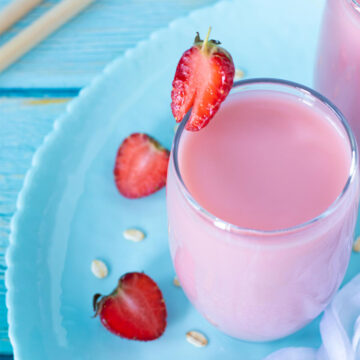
114, 133, 169, 199
93, 272, 167, 341
171, 28, 235, 131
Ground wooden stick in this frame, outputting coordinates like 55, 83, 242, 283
0, 0, 95, 73
0, 0, 44, 35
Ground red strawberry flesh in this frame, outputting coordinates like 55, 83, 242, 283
171, 28, 235, 131
114, 133, 169, 199
94, 272, 167, 341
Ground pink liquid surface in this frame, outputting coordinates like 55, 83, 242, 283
167, 87, 359, 341
180, 91, 350, 231
315, 0, 360, 143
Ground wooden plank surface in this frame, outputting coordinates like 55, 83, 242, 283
0, 0, 218, 89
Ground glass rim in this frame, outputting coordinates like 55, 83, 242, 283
172, 78, 359, 236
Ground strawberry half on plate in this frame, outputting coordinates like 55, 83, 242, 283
93, 272, 167, 341
171, 28, 235, 131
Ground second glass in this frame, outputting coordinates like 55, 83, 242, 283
315, 0, 360, 143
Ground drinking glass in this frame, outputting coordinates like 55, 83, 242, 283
167, 79, 359, 341
315, 0, 360, 143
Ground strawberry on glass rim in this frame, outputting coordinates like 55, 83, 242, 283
171, 27, 235, 131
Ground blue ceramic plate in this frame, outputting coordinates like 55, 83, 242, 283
6, 0, 360, 358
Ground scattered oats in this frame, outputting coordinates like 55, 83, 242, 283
186, 330, 208, 347
173, 276, 181, 287
91, 259, 108, 279
234, 68, 245, 81
353, 236, 360, 252
174, 123, 179, 133
123, 228, 145, 242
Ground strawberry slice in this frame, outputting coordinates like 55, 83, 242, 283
114, 133, 170, 199
171, 28, 235, 131
93, 272, 167, 341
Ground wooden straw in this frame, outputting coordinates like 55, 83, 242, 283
0, 0, 95, 73
0, 0, 44, 35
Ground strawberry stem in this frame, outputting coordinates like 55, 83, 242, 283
201, 26, 212, 53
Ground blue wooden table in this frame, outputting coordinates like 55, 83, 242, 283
0, 0, 218, 355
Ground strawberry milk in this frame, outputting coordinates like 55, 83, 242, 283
315, 0, 360, 143
167, 80, 359, 341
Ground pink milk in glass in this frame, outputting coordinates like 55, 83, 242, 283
167, 79, 359, 341
315, 0, 360, 143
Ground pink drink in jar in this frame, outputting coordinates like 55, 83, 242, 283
167, 79, 359, 341
315, 0, 360, 143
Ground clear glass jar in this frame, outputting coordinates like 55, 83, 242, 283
315, 0, 360, 144
166, 79, 359, 341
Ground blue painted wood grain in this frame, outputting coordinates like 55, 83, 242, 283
0, 0, 218, 89
0, 0, 217, 353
